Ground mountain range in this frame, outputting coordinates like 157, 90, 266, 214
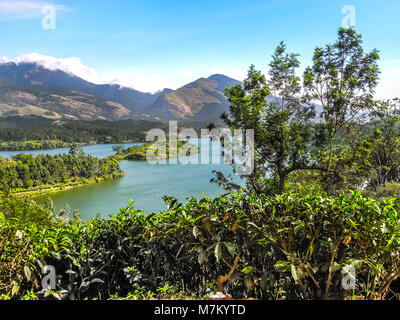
0, 61, 242, 123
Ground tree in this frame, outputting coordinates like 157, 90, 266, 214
112, 145, 125, 155
222, 43, 314, 195
220, 28, 381, 196
69, 143, 84, 157
303, 28, 380, 175
364, 99, 400, 189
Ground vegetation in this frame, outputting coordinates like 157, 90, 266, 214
0, 117, 209, 151
0, 118, 170, 151
0, 140, 72, 151
0, 28, 399, 301
113, 140, 200, 161
218, 28, 394, 199
0, 191, 399, 300
0, 80, 133, 121
0, 145, 122, 196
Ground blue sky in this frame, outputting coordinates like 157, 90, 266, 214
0, 0, 399, 96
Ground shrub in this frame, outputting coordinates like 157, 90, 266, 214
1, 191, 399, 300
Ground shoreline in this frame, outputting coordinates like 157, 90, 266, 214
8, 174, 125, 198
3, 140, 200, 199
0, 140, 144, 153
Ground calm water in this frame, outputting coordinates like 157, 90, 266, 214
0, 139, 242, 219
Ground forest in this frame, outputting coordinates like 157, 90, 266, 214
113, 140, 200, 161
0, 118, 168, 150
0, 28, 399, 300
0, 145, 122, 195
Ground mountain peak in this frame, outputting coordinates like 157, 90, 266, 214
208, 73, 237, 80
207, 74, 242, 91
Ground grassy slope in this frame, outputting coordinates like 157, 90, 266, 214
0, 81, 132, 120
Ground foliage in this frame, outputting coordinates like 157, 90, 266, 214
302, 27, 380, 193
363, 182, 400, 203
0, 118, 163, 151
1, 27, 399, 302
217, 28, 384, 197
0, 146, 122, 192
222, 42, 314, 195
0, 140, 71, 151
1, 191, 399, 300
113, 140, 199, 161
362, 99, 400, 189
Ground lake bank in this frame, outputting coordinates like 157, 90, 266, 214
0, 139, 243, 219
7, 173, 125, 198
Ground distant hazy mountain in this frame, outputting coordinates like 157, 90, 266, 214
151, 74, 242, 121
0, 81, 153, 121
0, 61, 242, 122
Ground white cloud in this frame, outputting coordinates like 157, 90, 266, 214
0, 0, 69, 21
0, 56, 11, 63
1, 52, 179, 92
1, 53, 103, 84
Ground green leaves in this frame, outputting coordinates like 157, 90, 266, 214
1, 188, 399, 300
0, 211, 5, 225
241, 266, 254, 275
223, 242, 237, 257
274, 260, 291, 272
214, 243, 222, 264
291, 264, 299, 284
23, 266, 32, 282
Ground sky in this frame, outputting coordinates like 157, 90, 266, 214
0, 0, 399, 97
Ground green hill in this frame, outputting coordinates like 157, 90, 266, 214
151, 74, 241, 121
0, 81, 146, 121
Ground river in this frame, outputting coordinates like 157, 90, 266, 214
0, 139, 243, 219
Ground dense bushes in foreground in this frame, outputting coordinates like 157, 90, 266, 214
1, 191, 399, 300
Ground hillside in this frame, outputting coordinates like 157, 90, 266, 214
0, 62, 242, 122
0, 81, 150, 121
0, 62, 160, 113
151, 74, 241, 121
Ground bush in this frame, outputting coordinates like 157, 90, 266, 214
363, 182, 400, 202
1, 191, 399, 300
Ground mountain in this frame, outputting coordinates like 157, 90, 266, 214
0, 61, 242, 122
0, 81, 152, 121
0, 62, 160, 113
150, 74, 242, 121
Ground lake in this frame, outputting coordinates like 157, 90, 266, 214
0, 139, 243, 219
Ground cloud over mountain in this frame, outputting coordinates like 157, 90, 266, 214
0, 53, 104, 85
0, 53, 176, 93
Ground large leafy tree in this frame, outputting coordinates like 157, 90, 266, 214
222, 43, 314, 195
220, 28, 381, 196
303, 28, 380, 176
